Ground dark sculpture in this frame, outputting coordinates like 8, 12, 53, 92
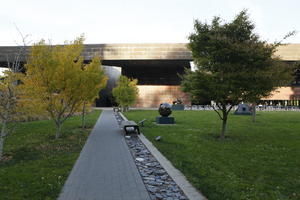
159, 103, 172, 117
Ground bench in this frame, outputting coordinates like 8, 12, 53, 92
113, 107, 121, 112
121, 120, 140, 135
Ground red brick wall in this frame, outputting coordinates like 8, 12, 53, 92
135, 85, 190, 108
263, 87, 300, 100
134, 86, 300, 107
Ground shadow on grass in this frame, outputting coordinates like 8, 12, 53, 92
199, 133, 250, 142
1, 146, 41, 167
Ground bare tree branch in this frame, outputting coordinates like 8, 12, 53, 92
212, 105, 223, 120
226, 104, 234, 115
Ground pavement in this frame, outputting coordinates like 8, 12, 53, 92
58, 110, 151, 200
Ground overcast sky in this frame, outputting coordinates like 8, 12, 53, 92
0, 0, 299, 46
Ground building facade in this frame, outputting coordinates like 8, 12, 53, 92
0, 43, 300, 107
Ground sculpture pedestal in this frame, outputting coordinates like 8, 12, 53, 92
156, 116, 175, 124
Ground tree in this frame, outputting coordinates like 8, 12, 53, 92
112, 75, 139, 112
246, 60, 292, 122
0, 71, 23, 160
79, 57, 107, 128
23, 36, 107, 139
0, 31, 29, 160
181, 10, 293, 139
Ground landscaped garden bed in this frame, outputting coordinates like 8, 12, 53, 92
114, 111, 188, 199
0, 110, 101, 200
125, 110, 300, 200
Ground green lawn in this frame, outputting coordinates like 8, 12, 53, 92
0, 110, 101, 200
125, 110, 300, 200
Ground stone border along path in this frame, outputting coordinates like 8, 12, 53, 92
115, 112, 187, 200
125, 135, 188, 200
139, 135, 207, 200
117, 112, 207, 200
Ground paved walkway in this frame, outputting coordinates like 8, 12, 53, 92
58, 110, 151, 200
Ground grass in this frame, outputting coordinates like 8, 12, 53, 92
125, 110, 300, 200
0, 110, 101, 200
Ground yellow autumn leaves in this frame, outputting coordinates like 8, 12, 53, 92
112, 76, 138, 112
19, 36, 107, 138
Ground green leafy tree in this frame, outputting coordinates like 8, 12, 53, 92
112, 75, 138, 112
23, 36, 107, 139
79, 57, 107, 128
181, 10, 293, 139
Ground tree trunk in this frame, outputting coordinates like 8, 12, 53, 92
252, 104, 256, 123
0, 99, 10, 160
0, 121, 7, 160
220, 108, 228, 140
0, 136, 4, 160
81, 102, 86, 129
55, 121, 62, 139
220, 118, 227, 140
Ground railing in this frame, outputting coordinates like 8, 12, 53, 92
184, 105, 300, 111
256, 105, 300, 111
184, 105, 216, 111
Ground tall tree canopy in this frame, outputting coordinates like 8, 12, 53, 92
79, 57, 107, 128
181, 10, 293, 139
112, 75, 138, 111
23, 36, 107, 139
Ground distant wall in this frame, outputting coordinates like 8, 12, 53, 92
263, 86, 300, 100
135, 85, 190, 108
275, 44, 300, 61
134, 85, 300, 107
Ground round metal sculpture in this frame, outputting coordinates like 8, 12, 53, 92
158, 103, 172, 117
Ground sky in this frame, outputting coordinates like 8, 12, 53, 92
0, 0, 299, 46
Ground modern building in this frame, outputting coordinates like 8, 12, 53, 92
0, 43, 300, 107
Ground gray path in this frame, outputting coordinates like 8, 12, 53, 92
58, 110, 151, 200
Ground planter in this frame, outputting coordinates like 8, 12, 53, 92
156, 116, 175, 124
171, 104, 184, 110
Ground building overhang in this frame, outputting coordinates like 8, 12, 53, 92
0, 43, 300, 62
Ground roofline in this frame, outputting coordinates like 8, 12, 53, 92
1, 43, 300, 61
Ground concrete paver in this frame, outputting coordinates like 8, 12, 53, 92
58, 110, 150, 200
